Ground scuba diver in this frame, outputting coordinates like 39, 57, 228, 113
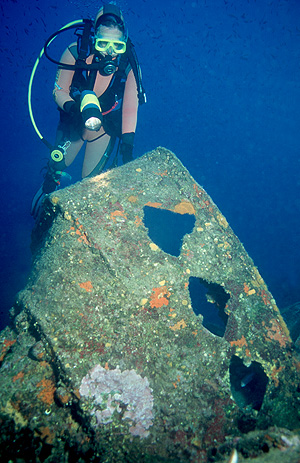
31, 3, 146, 219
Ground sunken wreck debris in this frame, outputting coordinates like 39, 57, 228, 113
1, 147, 299, 462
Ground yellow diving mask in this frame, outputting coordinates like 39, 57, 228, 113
94, 37, 127, 54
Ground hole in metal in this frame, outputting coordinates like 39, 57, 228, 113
229, 355, 268, 411
188, 276, 230, 336
143, 206, 195, 257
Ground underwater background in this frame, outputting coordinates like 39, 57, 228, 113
0, 0, 299, 330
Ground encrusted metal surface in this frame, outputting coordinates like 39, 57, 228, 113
1, 148, 299, 462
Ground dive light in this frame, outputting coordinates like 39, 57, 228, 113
80, 90, 103, 131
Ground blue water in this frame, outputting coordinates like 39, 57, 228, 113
0, 0, 299, 330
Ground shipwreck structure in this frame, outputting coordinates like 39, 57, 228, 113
0, 148, 299, 462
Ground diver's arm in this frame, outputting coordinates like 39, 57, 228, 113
122, 69, 139, 134
53, 45, 77, 111
120, 70, 139, 163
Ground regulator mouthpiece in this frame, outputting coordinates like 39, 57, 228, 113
97, 55, 117, 76
80, 91, 102, 131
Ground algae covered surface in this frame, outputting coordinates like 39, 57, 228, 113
1, 148, 299, 462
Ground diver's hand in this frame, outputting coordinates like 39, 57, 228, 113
63, 100, 78, 114
121, 143, 133, 163
121, 132, 134, 164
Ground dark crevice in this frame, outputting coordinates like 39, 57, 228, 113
188, 276, 230, 337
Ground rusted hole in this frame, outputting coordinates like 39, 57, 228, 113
143, 206, 195, 257
229, 355, 268, 411
188, 276, 229, 336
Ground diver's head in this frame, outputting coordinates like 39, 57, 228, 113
94, 4, 127, 57
94, 4, 126, 36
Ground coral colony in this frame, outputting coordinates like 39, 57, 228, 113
79, 365, 154, 438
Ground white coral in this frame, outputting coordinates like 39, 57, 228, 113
79, 365, 154, 438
